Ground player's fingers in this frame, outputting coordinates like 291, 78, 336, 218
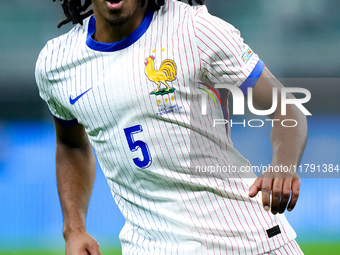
248, 177, 263, 197
79, 250, 90, 255
287, 177, 301, 211
261, 177, 273, 212
88, 245, 101, 255
85, 250, 101, 255
270, 178, 283, 215
278, 178, 292, 214
86, 247, 101, 255
85, 239, 101, 255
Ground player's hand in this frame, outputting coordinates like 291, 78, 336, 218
248, 169, 301, 214
64, 229, 101, 255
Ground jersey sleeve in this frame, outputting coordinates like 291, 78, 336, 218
35, 45, 78, 126
194, 7, 264, 95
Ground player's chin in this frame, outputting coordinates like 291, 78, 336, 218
105, 14, 130, 27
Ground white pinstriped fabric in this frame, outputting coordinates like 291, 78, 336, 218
35, 0, 301, 254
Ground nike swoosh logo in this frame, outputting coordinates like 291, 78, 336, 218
69, 88, 92, 105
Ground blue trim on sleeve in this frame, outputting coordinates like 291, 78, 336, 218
86, 8, 154, 52
53, 116, 79, 127
239, 59, 265, 96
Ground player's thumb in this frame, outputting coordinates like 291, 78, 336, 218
248, 178, 262, 197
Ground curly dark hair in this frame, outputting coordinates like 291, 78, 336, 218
53, 0, 205, 28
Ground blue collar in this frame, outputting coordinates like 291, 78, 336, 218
86, 8, 154, 52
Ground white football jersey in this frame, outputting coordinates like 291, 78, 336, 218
35, 0, 297, 254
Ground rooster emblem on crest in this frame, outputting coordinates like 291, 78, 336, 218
144, 56, 177, 95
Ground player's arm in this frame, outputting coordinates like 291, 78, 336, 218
248, 67, 308, 214
54, 119, 101, 255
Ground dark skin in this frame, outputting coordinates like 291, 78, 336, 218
56, 1, 307, 254
55, 121, 99, 255
248, 67, 307, 215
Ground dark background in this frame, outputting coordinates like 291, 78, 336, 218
0, 0, 339, 251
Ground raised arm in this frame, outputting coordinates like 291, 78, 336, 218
54, 119, 101, 255
248, 67, 308, 215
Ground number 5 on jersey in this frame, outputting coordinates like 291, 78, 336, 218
124, 125, 152, 169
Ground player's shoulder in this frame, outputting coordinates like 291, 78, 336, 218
190, 4, 238, 38
170, 0, 207, 12
36, 16, 91, 66
35, 16, 91, 85
164, 0, 235, 32
162, 0, 208, 22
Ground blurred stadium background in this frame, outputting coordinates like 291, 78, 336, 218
0, 0, 339, 254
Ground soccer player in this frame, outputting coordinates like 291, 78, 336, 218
35, 0, 307, 254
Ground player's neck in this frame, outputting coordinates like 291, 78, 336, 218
92, 6, 148, 43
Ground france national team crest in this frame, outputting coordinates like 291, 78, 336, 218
144, 52, 183, 116
144, 55, 177, 95
242, 47, 254, 64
